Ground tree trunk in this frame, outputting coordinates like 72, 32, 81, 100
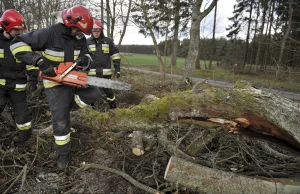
209, 2, 218, 69
101, 0, 104, 24
118, 0, 132, 47
183, 0, 217, 81
243, 0, 253, 69
255, 4, 267, 71
106, 0, 111, 37
164, 156, 300, 194
278, 2, 293, 69
195, 36, 201, 69
171, 0, 180, 67
69, 81, 300, 148
141, 0, 165, 78
249, 4, 260, 71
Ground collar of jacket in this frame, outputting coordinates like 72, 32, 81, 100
0, 31, 10, 41
60, 25, 76, 40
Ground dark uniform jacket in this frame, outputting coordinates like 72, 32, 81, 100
10, 23, 90, 88
0, 32, 38, 90
86, 36, 121, 76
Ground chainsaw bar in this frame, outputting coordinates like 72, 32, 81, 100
86, 76, 131, 90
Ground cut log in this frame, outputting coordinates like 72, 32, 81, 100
164, 156, 300, 194
131, 131, 145, 156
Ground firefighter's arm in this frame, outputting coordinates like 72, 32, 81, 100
10, 28, 48, 66
109, 39, 121, 78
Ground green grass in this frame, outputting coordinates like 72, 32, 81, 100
121, 53, 215, 68
121, 53, 300, 93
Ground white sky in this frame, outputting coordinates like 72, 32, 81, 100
114, 0, 236, 45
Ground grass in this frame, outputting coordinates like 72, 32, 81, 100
121, 53, 300, 93
121, 53, 215, 68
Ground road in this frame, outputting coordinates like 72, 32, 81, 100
128, 67, 300, 101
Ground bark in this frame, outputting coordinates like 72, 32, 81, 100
183, 0, 218, 81
164, 156, 300, 194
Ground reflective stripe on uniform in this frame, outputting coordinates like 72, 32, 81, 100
42, 49, 64, 62
43, 79, 61, 88
26, 65, 39, 71
88, 45, 96, 51
54, 133, 71, 145
0, 79, 6, 86
15, 83, 27, 91
74, 94, 89, 108
103, 69, 112, 75
74, 50, 81, 61
102, 44, 109, 53
107, 96, 115, 101
111, 53, 121, 60
10, 42, 32, 55
0, 49, 4, 58
88, 69, 112, 76
16, 121, 32, 130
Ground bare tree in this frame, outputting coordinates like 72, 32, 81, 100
183, 0, 218, 82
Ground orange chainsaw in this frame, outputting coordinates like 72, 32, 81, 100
39, 61, 131, 90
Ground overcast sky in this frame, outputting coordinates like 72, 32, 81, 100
114, 0, 236, 45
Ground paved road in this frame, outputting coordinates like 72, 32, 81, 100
128, 67, 300, 101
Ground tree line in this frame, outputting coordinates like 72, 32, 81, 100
2, 0, 298, 81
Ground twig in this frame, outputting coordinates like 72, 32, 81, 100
31, 135, 39, 167
76, 163, 165, 194
3, 164, 27, 194
20, 165, 28, 192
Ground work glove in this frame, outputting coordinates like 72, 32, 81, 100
76, 54, 93, 67
114, 64, 120, 79
37, 59, 57, 77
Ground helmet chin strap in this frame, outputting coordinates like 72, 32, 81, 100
3, 30, 11, 39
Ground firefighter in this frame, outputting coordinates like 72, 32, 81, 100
0, 9, 38, 143
10, 5, 102, 170
87, 19, 121, 109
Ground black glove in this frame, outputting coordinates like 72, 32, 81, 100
114, 65, 120, 79
37, 59, 57, 77
30, 80, 38, 91
77, 54, 93, 67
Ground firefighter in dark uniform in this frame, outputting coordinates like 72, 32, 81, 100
10, 5, 102, 169
0, 9, 38, 143
87, 19, 121, 109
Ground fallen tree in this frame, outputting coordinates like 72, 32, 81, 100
69, 80, 300, 148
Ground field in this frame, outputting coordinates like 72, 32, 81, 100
121, 53, 300, 93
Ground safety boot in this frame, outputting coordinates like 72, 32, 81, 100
13, 129, 32, 143
108, 100, 117, 109
57, 153, 71, 170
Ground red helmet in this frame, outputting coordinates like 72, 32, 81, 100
93, 19, 103, 30
62, 5, 93, 35
0, 9, 26, 32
